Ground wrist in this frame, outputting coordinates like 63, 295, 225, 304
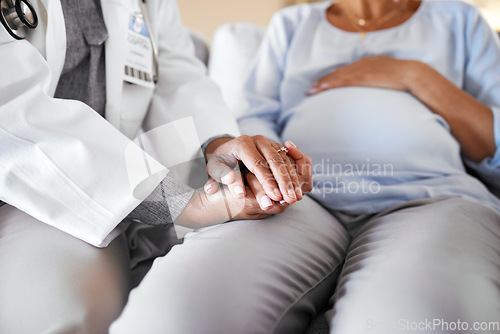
205, 137, 233, 156
175, 190, 231, 228
201, 189, 232, 224
400, 60, 425, 92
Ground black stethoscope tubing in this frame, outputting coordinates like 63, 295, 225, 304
1, 0, 150, 40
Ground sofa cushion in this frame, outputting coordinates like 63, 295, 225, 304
208, 22, 266, 113
189, 29, 210, 65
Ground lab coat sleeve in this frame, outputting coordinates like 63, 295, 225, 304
460, 6, 500, 193
0, 33, 168, 247
143, 0, 240, 151
127, 174, 195, 226
236, 11, 295, 144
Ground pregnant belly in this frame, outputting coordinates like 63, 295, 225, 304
280, 87, 464, 177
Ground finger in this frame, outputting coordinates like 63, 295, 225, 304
246, 173, 274, 211
296, 155, 313, 194
282, 153, 303, 201
284, 140, 303, 163
226, 169, 246, 199
206, 155, 246, 199
302, 155, 314, 193
307, 79, 332, 95
284, 140, 307, 177
258, 141, 298, 204
284, 140, 312, 194
204, 178, 219, 195
233, 142, 283, 202
243, 183, 290, 216
259, 199, 289, 215
273, 141, 304, 201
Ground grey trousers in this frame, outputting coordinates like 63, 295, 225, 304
1, 197, 499, 334
0, 204, 131, 334
327, 198, 500, 333
112, 197, 500, 334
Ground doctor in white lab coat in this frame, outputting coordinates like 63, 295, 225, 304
0, 0, 320, 332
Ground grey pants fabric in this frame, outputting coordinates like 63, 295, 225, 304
111, 196, 350, 334
0, 205, 131, 334
1, 197, 500, 333
328, 198, 500, 333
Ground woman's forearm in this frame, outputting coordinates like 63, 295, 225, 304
403, 60, 496, 162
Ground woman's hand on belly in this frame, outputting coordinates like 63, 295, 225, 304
306, 56, 496, 162
307, 56, 412, 94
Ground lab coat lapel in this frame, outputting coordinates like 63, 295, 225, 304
101, 0, 130, 129
39, 0, 66, 96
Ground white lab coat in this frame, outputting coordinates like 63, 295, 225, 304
0, 0, 240, 247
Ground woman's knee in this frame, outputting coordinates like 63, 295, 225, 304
112, 196, 350, 334
329, 199, 500, 333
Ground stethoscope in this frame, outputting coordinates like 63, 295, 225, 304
0, 0, 37, 40
0, 0, 158, 82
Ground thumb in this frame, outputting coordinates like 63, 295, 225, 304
206, 153, 238, 184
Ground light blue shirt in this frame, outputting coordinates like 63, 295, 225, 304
238, 0, 500, 215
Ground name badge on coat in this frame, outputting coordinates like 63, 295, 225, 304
124, 10, 155, 88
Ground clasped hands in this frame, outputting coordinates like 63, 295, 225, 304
177, 57, 420, 228
175, 135, 313, 228
215, 56, 410, 219
197, 56, 411, 225
205, 135, 313, 217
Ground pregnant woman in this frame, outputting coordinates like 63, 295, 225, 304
238, 0, 500, 332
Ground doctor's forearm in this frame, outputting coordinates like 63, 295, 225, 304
404, 61, 496, 162
174, 190, 231, 229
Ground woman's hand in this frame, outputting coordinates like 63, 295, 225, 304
307, 56, 496, 162
205, 136, 311, 204
243, 140, 313, 210
307, 56, 411, 95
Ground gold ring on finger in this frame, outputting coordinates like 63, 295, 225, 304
276, 146, 289, 154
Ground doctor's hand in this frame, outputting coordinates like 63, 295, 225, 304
307, 56, 412, 95
175, 185, 290, 229
204, 136, 312, 205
